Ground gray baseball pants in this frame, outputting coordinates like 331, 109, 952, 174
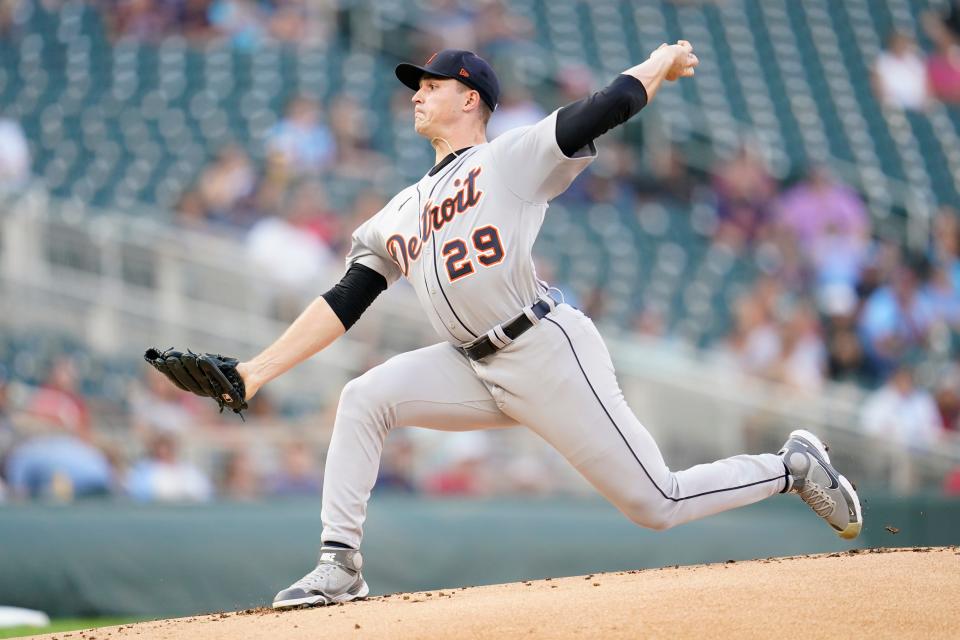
321, 303, 788, 548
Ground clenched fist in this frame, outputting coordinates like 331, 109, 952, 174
653, 40, 699, 81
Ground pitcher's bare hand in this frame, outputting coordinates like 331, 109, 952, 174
652, 40, 699, 81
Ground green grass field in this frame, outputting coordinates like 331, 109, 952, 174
0, 618, 143, 639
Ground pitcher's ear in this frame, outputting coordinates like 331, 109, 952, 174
463, 89, 481, 112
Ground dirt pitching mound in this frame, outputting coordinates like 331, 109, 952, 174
37, 547, 960, 640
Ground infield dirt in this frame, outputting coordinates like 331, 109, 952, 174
30, 547, 960, 639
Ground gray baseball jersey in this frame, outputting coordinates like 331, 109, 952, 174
345, 109, 594, 343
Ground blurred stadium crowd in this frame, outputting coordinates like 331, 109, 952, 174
2, 0, 960, 502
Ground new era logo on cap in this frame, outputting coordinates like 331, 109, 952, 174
395, 49, 500, 111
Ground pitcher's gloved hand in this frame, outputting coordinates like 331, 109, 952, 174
144, 347, 248, 417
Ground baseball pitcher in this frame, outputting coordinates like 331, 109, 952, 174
146, 41, 861, 609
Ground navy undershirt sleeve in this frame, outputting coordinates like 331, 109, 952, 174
321, 263, 389, 330
555, 74, 649, 158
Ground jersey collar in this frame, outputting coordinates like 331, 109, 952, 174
428, 147, 474, 176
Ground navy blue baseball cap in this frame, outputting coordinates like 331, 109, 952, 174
396, 49, 500, 112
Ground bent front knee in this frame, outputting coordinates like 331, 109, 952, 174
338, 376, 367, 411
338, 374, 394, 428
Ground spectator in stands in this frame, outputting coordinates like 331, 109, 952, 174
929, 206, 960, 276
771, 302, 826, 392
775, 165, 870, 257
0, 366, 14, 452
634, 145, 700, 205
26, 356, 91, 439
926, 35, 960, 105
711, 144, 777, 250
859, 265, 935, 377
858, 263, 935, 379
244, 387, 282, 423
576, 142, 638, 211
924, 208, 960, 325
757, 221, 808, 293
173, 189, 211, 229
111, 0, 175, 42
220, 447, 260, 500
872, 31, 930, 111
246, 184, 336, 276
943, 0, 960, 41
923, 262, 960, 328
0, 118, 30, 193
486, 87, 545, 139
245, 182, 337, 320
282, 180, 341, 247
633, 303, 668, 339
413, 0, 477, 52
251, 148, 296, 221
266, 441, 322, 497
0, 364, 17, 501
861, 365, 943, 450
554, 62, 595, 106
422, 432, 492, 496
0, 0, 16, 36
721, 292, 781, 378
944, 466, 960, 495
4, 434, 114, 501
266, 96, 336, 177
923, 0, 960, 47
474, 0, 534, 58
208, 0, 268, 51
825, 313, 869, 385
129, 368, 208, 435
195, 143, 259, 228
175, 0, 215, 41
933, 364, 960, 432
326, 94, 388, 180
752, 275, 788, 330
126, 433, 213, 502
856, 239, 904, 303
267, 0, 330, 45
809, 221, 868, 316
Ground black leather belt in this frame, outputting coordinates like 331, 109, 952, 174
457, 298, 554, 361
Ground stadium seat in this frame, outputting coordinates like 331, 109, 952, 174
1, 0, 956, 339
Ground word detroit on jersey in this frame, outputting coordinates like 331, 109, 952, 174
223, 43, 863, 609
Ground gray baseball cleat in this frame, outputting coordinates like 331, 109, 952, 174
779, 429, 862, 540
272, 546, 369, 609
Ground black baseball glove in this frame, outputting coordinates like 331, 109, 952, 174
144, 347, 248, 417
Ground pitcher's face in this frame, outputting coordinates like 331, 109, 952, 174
411, 75, 471, 139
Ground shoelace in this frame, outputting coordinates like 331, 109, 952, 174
798, 482, 836, 518
293, 562, 341, 591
